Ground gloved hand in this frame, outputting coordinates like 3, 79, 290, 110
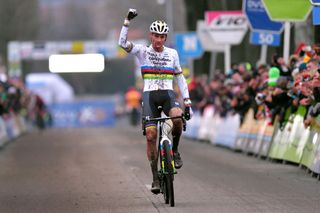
126, 8, 138, 21
184, 106, 193, 121
183, 98, 193, 120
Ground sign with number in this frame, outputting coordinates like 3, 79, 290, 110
205, 11, 248, 45
244, 0, 283, 46
250, 31, 281, 46
175, 32, 203, 59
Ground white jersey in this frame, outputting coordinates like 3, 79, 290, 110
118, 25, 190, 100
131, 44, 182, 91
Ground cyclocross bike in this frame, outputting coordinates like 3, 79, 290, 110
143, 114, 186, 207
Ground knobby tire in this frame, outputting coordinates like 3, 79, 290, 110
162, 139, 175, 207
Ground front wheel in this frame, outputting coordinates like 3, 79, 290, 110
162, 139, 175, 207
163, 176, 169, 204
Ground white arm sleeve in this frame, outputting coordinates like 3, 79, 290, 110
175, 73, 190, 100
118, 26, 133, 52
173, 50, 190, 100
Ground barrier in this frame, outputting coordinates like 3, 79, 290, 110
268, 106, 310, 163
198, 106, 215, 141
246, 116, 265, 155
268, 108, 292, 160
300, 116, 320, 174
259, 124, 274, 157
5, 115, 21, 139
17, 115, 28, 133
234, 109, 253, 151
0, 117, 9, 147
0, 113, 30, 148
184, 111, 201, 139
209, 114, 222, 145
182, 103, 320, 176
282, 106, 310, 163
213, 113, 240, 149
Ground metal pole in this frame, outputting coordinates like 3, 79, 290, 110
224, 45, 231, 74
283, 21, 291, 64
209, 52, 217, 80
258, 45, 268, 65
165, 0, 174, 45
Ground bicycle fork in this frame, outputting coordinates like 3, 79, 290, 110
160, 137, 176, 174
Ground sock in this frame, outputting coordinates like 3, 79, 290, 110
172, 134, 180, 153
150, 160, 158, 182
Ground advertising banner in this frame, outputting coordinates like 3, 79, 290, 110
196, 20, 226, 52
205, 11, 248, 45
49, 101, 115, 128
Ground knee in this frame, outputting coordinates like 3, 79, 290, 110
172, 118, 182, 128
146, 127, 157, 142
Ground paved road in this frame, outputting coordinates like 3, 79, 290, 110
0, 125, 319, 213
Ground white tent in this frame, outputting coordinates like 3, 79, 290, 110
26, 73, 74, 104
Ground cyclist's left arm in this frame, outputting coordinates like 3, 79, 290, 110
173, 50, 193, 119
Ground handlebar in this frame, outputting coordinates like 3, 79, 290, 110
144, 115, 185, 122
142, 115, 186, 135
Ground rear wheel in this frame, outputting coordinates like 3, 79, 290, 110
162, 140, 175, 207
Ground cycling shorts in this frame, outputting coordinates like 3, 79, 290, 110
142, 90, 181, 127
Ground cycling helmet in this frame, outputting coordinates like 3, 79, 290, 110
149, 20, 169, 34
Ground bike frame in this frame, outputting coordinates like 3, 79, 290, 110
143, 115, 186, 174
158, 118, 175, 174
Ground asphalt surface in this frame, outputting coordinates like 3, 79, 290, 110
0, 122, 319, 213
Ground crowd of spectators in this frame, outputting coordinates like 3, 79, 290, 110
0, 77, 51, 129
188, 43, 320, 129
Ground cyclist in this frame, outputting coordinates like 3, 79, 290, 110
118, 9, 193, 194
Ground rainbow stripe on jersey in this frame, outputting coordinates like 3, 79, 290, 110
141, 66, 175, 80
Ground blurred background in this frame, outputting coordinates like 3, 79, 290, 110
0, 0, 318, 95
0, 0, 319, 128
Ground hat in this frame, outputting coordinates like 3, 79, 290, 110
299, 63, 307, 72
268, 67, 280, 87
245, 62, 252, 71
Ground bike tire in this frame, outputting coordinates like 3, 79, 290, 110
163, 176, 169, 204
162, 139, 175, 207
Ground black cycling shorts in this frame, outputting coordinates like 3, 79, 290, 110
142, 90, 181, 127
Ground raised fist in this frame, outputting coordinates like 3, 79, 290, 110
127, 8, 138, 20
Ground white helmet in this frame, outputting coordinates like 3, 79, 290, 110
149, 20, 169, 34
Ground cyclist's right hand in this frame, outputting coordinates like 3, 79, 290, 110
126, 8, 138, 20
184, 106, 193, 121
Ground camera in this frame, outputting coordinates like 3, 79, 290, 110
255, 93, 266, 105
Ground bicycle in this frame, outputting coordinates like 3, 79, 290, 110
143, 114, 186, 207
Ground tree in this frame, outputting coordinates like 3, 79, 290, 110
0, 0, 39, 65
